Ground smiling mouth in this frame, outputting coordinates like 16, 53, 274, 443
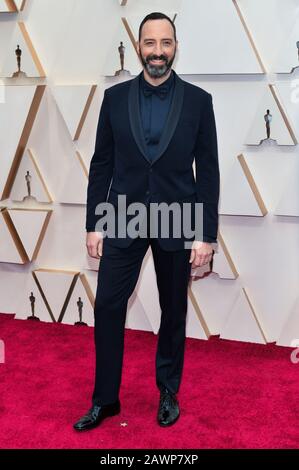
150, 59, 165, 64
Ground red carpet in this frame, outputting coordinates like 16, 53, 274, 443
0, 313, 298, 449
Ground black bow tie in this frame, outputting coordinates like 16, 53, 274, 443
142, 82, 169, 100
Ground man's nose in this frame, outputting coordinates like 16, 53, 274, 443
154, 45, 163, 57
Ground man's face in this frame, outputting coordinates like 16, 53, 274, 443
137, 19, 177, 79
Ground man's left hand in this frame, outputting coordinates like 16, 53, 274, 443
189, 241, 214, 268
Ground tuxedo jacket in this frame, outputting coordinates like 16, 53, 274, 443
86, 70, 220, 251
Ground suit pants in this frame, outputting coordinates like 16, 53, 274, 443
92, 221, 192, 406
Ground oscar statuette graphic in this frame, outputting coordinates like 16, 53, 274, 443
74, 297, 87, 326
260, 109, 276, 145
114, 41, 131, 76
264, 109, 272, 139
27, 291, 40, 321
22, 171, 37, 202
289, 41, 299, 73
12, 45, 28, 78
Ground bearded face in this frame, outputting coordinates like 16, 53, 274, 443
138, 19, 177, 79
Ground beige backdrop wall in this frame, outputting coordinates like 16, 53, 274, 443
0, 0, 299, 346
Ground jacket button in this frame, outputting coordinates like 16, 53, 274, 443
146, 190, 150, 195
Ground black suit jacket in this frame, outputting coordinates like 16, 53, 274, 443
86, 70, 220, 251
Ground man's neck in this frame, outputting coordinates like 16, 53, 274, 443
143, 68, 172, 87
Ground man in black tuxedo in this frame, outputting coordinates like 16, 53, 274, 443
74, 12, 220, 431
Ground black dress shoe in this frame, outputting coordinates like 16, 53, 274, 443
73, 400, 120, 431
157, 386, 180, 427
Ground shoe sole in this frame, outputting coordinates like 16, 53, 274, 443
74, 404, 121, 432
157, 411, 180, 427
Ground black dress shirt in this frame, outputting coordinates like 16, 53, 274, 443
139, 70, 175, 162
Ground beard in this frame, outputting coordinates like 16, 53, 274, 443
140, 48, 176, 79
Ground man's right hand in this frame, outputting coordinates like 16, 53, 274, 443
86, 232, 103, 259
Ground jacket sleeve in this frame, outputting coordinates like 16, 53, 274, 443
194, 92, 220, 243
85, 89, 114, 232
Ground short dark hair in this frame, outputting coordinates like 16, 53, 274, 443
138, 12, 176, 42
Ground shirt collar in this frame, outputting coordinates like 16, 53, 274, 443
140, 69, 174, 95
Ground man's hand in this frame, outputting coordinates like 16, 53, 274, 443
86, 232, 103, 259
189, 241, 214, 268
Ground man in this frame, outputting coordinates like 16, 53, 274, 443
74, 12, 220, 431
